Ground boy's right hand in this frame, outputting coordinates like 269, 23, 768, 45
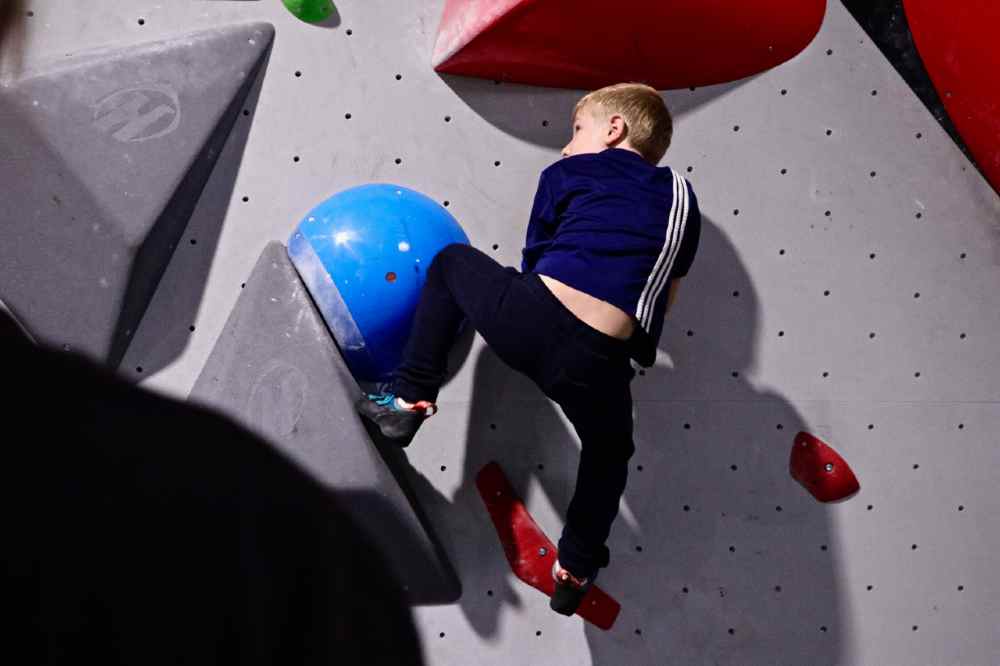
666, 278, 683, 314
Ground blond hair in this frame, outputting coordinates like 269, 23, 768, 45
574, 83, 673, 165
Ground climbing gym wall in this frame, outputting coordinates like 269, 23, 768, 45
2, 1, 998, 665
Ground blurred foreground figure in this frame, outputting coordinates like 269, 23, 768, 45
0, 308, 424, 665
0, 0, 25, 70
0, 0, 23, 39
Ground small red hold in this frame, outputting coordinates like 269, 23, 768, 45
790, 431, 860, 502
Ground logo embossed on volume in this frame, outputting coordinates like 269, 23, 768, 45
92, 84, 180, 142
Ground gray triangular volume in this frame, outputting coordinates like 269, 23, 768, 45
190, 243, 462, 606
0, 23, 274, 366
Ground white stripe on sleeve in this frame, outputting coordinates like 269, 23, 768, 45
635, 170, 690, 331
643, 176, 690, 330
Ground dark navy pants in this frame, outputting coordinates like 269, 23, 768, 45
392, 243, 637, 580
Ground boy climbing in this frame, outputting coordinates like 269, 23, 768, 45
357, 82, 702, 616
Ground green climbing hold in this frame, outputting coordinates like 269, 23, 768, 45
282, 0, 335, 24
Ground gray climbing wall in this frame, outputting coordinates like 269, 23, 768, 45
5, 2, 999, 665
0, 22, 273, 366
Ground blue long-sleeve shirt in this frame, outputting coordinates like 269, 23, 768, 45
521, 148, 701, 367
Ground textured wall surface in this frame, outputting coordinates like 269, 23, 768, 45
5, 2, 999, 664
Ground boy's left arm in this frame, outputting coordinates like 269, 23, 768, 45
521, 168, 562, 273
664, 180, 701, 315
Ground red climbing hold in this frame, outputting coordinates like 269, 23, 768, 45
790, 432, 860, 502
475, 461, 621, 630
432, 0, 826, 90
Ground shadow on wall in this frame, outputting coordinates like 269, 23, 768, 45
390, 218, 847, 665
438, 73, 754, 151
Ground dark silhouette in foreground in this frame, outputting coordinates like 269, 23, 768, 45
0, 309, 423, 665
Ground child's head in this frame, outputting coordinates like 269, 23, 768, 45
562, 82, 673, 165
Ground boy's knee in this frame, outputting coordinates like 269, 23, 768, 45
429, 242, 470, 273
440, 242, 468, 259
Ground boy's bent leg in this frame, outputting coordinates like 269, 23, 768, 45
554, 387, 635, 582
392, 243, 522, 404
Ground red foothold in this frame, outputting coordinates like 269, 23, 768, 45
789, 431, 860, 502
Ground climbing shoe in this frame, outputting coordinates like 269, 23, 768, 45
550, 558, 594, 616
355, 389, 437, 447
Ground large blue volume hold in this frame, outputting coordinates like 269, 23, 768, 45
288, 184, 470, 381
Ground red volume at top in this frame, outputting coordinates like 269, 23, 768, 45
903, 0, 1000, 195
432, 0, 826, 90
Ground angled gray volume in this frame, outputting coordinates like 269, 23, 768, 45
189, 242, 461, 606
0, 23, 274, 366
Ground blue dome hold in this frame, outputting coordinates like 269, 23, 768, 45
288, 184, 470, 382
